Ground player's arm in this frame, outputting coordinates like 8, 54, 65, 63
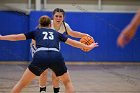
123, 9, 140, 34
65, 38, 98, 52
129, 9, 140, 29
65, 23, 89, 38
68, 30, 89, 38
0, 34, 26, 41
117, 9, 140, 47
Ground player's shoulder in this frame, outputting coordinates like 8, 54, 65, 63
39, 28, 54, 31
48, 28, 56, 32
47, 28, 60, 34
63, 21, 69, 26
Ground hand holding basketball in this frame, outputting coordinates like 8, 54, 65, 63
80, 36, 98, 52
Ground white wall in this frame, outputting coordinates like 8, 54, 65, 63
0, 0, 140, 13
1, 0, 140, 5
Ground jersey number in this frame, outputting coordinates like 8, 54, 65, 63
42, 32, 54, 40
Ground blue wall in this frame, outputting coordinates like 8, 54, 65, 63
0, 11, 140, 62
0, 11, 30, 61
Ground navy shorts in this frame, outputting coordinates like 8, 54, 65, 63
28, 51, 67, 76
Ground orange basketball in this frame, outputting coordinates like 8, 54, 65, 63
80, 36, 94, 45
80, 36, 94, 51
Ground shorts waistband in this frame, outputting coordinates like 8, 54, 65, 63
35, 47, 59, 52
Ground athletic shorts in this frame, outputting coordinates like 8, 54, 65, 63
28, 50, 67, 76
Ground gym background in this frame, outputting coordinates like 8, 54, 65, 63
0, 0, 140, 62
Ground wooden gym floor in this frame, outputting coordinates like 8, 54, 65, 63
0, 62, 140, 93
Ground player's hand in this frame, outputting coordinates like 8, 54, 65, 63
85, 34, 93, 39
117, 25, 136, 48
90, 42, 99, 49
81, 42, 99, 52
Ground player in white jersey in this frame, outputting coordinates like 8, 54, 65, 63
51, 20, 72, 34
31, 8, 91, 93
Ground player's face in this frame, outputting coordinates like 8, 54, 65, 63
53, 12, 64, 24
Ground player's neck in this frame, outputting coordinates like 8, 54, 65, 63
53, 22, 62, 31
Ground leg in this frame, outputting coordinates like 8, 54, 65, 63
58, 72, 74, 93
11, 68, 36, 93
39, 69, 48, 92
52, 72, 60, 93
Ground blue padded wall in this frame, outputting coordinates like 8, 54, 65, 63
0, 11, 30, 61
0, 11, 140, 62
29, 11, 140, 62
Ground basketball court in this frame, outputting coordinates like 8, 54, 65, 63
0, 62, 140, 93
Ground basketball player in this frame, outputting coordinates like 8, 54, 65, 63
0, 15, 98, 93
117, 9, 140, 47
31, 8, 92, 93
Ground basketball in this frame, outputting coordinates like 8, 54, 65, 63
80, 36, 95, 51
80, 36, 94, 45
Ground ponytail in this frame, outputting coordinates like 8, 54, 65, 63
63, 21, 68, 35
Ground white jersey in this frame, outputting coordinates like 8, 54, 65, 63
51, 20, 72, 34
51, 20, 73, 51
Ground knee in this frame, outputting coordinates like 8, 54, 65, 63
62, 77, 71, 85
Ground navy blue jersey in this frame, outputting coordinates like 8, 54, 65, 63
24, 28, 68, 50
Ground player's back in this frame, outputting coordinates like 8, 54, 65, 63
33, 28, 65, 50
27, 28, 68, 77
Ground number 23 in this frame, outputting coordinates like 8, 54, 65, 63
42, 32, 54, 40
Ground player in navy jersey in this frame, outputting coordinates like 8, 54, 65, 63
0, 15, 98, 93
